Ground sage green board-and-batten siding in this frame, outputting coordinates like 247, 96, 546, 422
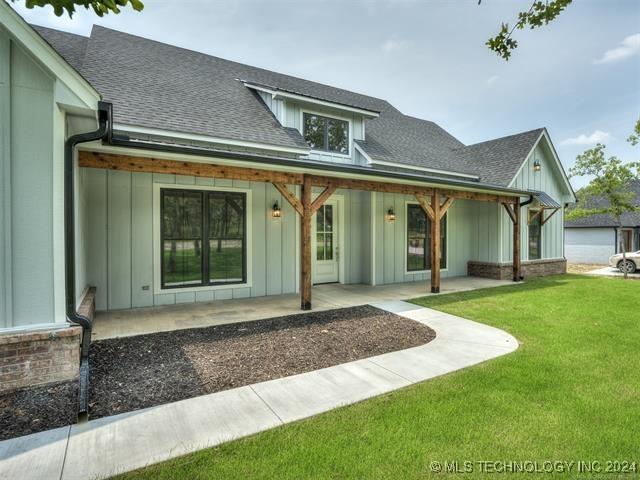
1, 27, 55, 329
81, 169, 381, 311
80, 166, 527, 312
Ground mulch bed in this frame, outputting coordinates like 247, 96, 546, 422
0, 380, 78, 441
89, 305, 435, 419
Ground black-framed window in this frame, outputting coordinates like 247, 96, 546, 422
161, 188, 246, 289
303, 113, 349, 154
528, 209, 541, 260
407, 204, 446, 272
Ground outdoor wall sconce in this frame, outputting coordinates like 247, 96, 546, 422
386, 207, 396, 222
272, 201, 282, 218
533, 160, 541, 172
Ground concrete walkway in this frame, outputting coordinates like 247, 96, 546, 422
0, 301, 518, 480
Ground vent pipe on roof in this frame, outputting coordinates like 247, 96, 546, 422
64, 101, 111, 418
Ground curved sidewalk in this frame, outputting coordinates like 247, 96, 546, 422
0, 301, 518, 480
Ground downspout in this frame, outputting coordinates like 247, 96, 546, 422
521, 195, 534, 207
64, 101, 111, 417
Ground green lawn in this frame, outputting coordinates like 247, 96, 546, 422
117, 275, 639, 479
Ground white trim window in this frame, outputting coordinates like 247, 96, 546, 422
406, 203, 447, 272
153, 183, 252, 294
302, 112, 350, 155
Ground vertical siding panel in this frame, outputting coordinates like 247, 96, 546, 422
107, 170, 132, 310
131, 172, 153, 308
86, 169, 108, 311
248, 182, 266, 298
383, 193, 395, 284
375, 192, 384, 285
266, 183, 282, 295
394, 195, 405, 282
281, 184, 296, 294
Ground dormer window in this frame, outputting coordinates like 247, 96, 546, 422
303, 112, 349, 155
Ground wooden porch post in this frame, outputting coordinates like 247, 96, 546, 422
300, 175, 312, 310
513, 197, 521, 281
431, 189, 441, 293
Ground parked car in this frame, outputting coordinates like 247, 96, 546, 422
609, 251, 640, 273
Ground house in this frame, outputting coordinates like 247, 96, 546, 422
564, 179, 640, 264
0, 2, 575, 406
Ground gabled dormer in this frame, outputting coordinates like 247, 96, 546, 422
242, 80, 379, 164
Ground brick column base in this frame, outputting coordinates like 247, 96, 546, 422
468, 259, 567, 280
0, 327, 81, 394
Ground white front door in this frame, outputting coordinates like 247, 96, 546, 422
313, 200, 339, 284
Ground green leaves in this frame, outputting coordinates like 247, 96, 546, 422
486, 0, 573, 60
568, 123, 640, 224
17, 0, 144, 17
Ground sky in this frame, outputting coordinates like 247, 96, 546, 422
10, 0, 640, 189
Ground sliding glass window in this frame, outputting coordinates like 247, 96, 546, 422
161, 189, 246, 289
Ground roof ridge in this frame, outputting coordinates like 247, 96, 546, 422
458, 127, 545, 150
31, 23, 89, 39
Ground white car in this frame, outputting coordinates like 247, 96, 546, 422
609, 251, 639, 274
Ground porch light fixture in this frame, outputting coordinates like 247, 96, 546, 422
533, 160, 541, 172
386, 207, 396, 222
272, 201, 282, 218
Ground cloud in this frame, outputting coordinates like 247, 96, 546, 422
560, 130, 611, 146
486, 75, 500, 85
381, 38, 409, 54
593, 33, 640, 64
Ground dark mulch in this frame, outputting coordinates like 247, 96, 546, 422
0, 380, 78, 441
89, 305, 435, 419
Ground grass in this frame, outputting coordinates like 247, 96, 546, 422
116, 275, 639, 479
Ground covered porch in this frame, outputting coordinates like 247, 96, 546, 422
92, 276, 512, 339
78, 150, 530, 322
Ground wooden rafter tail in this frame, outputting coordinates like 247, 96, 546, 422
273, 183, 303, 216
415, 193, 435, 221
540, 208, 560, 226
310, 186, 337, 214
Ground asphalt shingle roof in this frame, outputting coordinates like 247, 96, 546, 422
565, 180, 640, 228
34, 24, 550, 187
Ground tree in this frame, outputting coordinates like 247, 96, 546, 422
482, 0, 573, 60
12, 0, 143, 17
567, 127, 640, 278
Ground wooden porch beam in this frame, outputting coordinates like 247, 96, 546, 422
310, 186, 337, 214
273, 183, 303, 216
540, 208, 560, 226
300, 175, 312, 311
430, 189, 441, 293
80, 151, 521, 205
79, 151, 303, 185
415, 193, 435, 221
310, 174, 517, 204
513, 197, 521, 282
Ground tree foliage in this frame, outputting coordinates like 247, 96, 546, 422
483, 0, 573, 60
568, 127, 640, 277
14, 0, 143, 17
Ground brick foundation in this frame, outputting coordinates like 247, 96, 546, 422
0, 326, 81, 394
468, 258, 567, 280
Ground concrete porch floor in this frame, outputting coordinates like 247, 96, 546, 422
92, 276, 514, 340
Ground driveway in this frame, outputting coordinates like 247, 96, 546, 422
587, 266, 640, 279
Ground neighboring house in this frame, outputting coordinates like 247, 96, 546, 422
0, 3, 575, 399
564, 180, 640, 264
